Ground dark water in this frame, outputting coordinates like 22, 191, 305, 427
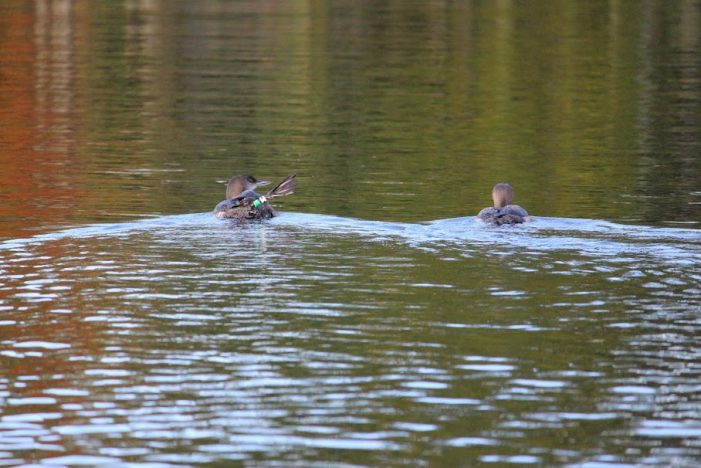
1, 1, 700, 466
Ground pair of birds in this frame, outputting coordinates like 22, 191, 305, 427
213, 174, 529, 225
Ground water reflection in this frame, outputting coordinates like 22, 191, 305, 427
1, 213, 699, 464
0, 1, 80, 239
1, 0, 701, 465
1, 1, 700, 241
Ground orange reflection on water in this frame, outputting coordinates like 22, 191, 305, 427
0, 1, 85, 240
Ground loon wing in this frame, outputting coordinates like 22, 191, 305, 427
225, 190, 261, 207
265, 174, 297, 198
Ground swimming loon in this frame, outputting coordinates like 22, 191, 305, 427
477, 182, 530, 225
213, 174, 297, 220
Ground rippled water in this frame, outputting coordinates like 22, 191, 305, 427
1, 0, 701, 465
1, 214, 700, 465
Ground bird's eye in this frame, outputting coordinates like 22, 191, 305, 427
247, 176, 256, 183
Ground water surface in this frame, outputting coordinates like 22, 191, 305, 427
1, 0, 700, 465
1, 214, 700, 465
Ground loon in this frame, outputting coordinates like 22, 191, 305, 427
213, 174, 297, 220
477, 182, 530, 225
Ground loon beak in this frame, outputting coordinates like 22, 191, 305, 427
257, 180, 271, 187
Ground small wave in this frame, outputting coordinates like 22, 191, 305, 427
2, 212, 699, 265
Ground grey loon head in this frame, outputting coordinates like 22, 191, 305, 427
224, 174, 270, 199
491, 182, 515, 208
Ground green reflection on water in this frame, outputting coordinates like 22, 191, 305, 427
1, 1, 699, 239
1, 3, 700, 465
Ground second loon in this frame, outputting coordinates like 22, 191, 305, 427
477, 182, 530, 225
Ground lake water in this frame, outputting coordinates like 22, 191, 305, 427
1, 1, 700, 466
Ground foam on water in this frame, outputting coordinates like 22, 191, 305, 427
2, 212, 699, 263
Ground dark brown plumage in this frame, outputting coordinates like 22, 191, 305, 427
213, 174, 297, 220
